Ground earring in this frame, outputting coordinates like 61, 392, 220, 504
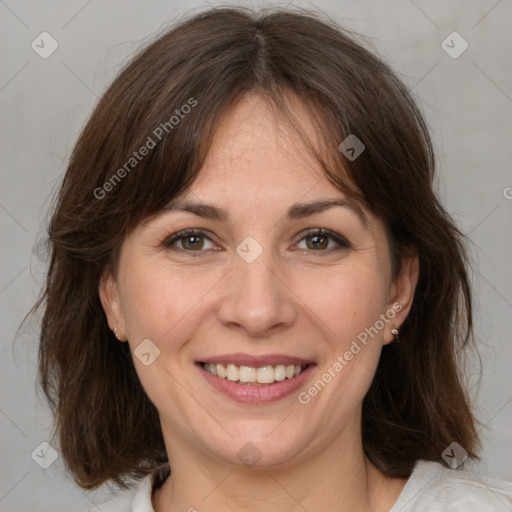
113, 327, 120, 340
383, 327, 400, 354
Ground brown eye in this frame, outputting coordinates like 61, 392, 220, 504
181, 234, 205, 250
164, 229, 216, 252
296, 229, 351, 252
306, 233, 329, 250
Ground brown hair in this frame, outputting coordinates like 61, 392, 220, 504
34, 6, 480, 489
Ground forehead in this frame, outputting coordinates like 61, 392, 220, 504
182, 93, 344, 205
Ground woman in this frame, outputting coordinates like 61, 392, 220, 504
35, 6, 512, 511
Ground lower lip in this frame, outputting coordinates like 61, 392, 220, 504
196, 363, 316, 404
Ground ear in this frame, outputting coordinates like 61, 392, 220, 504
98, 269, 127, 341
383, 251, 419, 345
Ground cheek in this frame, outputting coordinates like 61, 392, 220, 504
118, 258, 222, 348
295, 264, 389, 346
298, 269, 388, 422
116, 260, 214, 406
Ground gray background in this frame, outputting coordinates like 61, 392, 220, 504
1, 0, 511, 510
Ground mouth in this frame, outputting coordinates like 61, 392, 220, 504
195, 355, 316, 404
200, 362, 309, 385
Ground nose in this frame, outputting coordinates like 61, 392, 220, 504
216, 246, 297, 338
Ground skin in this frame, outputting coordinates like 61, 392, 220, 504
100, 93, 419, 512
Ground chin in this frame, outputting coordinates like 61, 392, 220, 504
198, 427, 308, 470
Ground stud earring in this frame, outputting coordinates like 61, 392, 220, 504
113, 327, 120, 340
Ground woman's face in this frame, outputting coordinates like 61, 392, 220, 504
100, 93, 418, 469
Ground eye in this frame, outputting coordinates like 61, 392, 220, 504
163, 229, 217, 252
163, 228, 350, 255
294, 228, 351, 252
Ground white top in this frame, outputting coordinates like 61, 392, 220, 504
85, 460, 512, 511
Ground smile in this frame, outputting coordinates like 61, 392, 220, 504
196, 360, 316, 404
201, 362, 308, 385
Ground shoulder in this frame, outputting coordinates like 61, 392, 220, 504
81, 473, 155, 512
390, 460, 512, 511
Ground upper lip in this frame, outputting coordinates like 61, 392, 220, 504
197, 353, 315, 367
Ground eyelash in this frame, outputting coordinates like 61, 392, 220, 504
163, 228, 351, 255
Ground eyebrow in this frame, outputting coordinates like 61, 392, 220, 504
163, 198, 368, 226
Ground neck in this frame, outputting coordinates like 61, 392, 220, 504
152, 431, 407, 512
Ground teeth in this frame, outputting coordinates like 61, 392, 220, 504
239, 365, 256, 383
226, 364, 239, 381
274, 365, 286, 381
202, 362, 307, 384
216, 363, 226, 379
257, 366, 275, 384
